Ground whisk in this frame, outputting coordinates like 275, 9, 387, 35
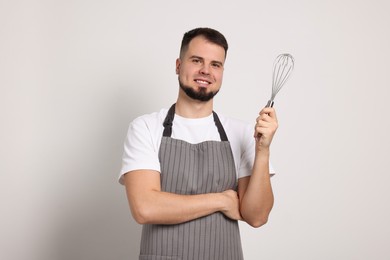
266, 53, 295, 107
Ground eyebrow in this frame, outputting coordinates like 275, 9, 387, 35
189, 55, 224, 67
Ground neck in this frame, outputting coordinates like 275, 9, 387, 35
175, 91, 214, 118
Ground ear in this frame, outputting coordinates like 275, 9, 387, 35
175, 58, 181, 75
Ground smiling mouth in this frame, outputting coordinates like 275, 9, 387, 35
194, 79, 211, 86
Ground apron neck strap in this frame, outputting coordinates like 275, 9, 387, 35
162, 104, 175, 137
162, 103, 229, 142
212, 111, 228, 141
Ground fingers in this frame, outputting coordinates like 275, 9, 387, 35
253, 107, 278, 147
258, 107, 277, 121
253, 123, 276, 139
221, 190, 242, 220
255, 115, 273, 127
255, 108, 278, 132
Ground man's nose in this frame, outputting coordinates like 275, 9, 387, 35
199, 64, 210, 75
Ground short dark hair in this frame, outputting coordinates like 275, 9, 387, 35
180, 27, 228, 58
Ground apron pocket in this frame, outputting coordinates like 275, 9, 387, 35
139, 255, 180, 260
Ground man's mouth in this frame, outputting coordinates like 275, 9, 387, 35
194, 79, 211, 86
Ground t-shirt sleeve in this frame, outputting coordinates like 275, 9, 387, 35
118, 117, 161, 185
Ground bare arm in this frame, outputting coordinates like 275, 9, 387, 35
124, 170, 241, 225
238, 107, 277, 228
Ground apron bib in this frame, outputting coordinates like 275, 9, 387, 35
139, 104, 244, 260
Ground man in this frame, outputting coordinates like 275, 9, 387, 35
119, 27, 278, 260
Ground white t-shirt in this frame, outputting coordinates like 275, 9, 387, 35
119, 108, 275, 184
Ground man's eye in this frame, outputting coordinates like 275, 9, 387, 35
212, 63, 221, 68
192, 59, 200, 63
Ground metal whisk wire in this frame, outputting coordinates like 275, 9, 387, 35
266, 53, 295, 107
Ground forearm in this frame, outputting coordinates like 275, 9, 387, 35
240, 149, 274, 227
128, 189, 224, 225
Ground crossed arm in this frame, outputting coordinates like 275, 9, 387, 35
124, 170, 241, 225
124, 107, 277, 228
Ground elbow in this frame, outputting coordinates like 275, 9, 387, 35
130, 204, 153, 225
128, 190, 162, 225
132, 212, 148, 225
242, 211, 269, 228
240, 201, 273, 228
247, 216, 269, 228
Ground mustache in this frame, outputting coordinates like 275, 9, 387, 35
178, 79, 218, 102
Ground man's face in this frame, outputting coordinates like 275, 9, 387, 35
176, 36, 225, 102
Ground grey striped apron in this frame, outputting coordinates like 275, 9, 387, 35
139, 104, 244, 260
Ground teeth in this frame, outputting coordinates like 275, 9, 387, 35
196, 80, 209, 84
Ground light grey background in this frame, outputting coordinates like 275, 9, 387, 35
1, 0, 389, 259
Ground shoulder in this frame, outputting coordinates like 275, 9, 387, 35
125, 108, 169, 144
217, 112, 252, 133
130, 108, 168, 129
216, 112, 254, 152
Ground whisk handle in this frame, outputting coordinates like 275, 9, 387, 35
266, 100, 274, 107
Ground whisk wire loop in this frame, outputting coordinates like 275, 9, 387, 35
267, 53, 294, 107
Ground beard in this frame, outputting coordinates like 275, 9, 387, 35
179, 79, 219, 102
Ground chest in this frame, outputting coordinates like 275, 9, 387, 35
158, 137, 237, 194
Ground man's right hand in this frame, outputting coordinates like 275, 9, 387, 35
220, 190, 242, 220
